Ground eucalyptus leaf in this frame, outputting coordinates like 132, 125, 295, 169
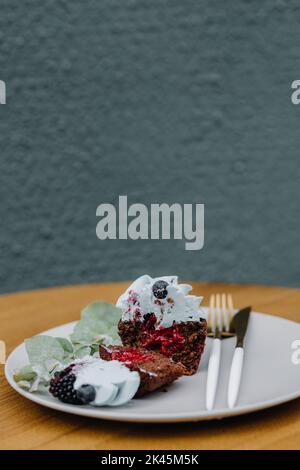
74, 345, 91, 358
70, 320, 96, 344
45, 358, 64, 373
70, 301, 121, 344
17, 380, 32, 389
14, 301, 122, 393
55, 337, 74, 355
14, 365, 37, 383
25, 336, 65, 366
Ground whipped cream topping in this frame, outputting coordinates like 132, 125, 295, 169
116, 275, 203, 328
73, 356, 140, 407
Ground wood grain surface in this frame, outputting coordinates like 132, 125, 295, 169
0, 282, 299, 450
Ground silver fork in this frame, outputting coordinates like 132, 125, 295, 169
206, 293, 235, 410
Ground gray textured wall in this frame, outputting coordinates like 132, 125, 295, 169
0, 0, 300, 294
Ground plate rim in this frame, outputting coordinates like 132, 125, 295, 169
5, 312, 300, 423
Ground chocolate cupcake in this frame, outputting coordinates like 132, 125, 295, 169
116, 275, 207, 375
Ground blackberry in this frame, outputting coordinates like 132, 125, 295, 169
49, 365, 84, 405
152, 280, 168, 299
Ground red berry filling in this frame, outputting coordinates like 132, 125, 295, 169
111, 347, 153, 364
141, 314, 185, 356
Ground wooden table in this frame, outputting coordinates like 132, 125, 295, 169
1, 282, 300, 450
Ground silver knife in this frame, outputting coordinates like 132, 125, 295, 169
227, 306, 251, 408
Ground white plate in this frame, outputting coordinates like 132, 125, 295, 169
5, 310, 300, 423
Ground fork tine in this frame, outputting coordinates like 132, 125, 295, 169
221, 293, 229, 332
224, 293, 235, 333
215, 293, 222, 333
208, 294, 215, 334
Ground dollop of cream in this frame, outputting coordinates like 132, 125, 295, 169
116, 275, 203, 328
73, 356, 140, 407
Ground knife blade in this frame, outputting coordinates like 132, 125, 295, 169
228, 306, 252, 408
231, 306, 251, 348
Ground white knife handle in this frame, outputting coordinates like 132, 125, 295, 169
227, 347, 244, 409
206, 338, 221, 411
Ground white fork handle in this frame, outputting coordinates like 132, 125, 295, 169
206, 338, 221, 411
227, 347, 244, 409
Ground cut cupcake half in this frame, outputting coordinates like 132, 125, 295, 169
116, 275, 207, 375
99, 344, 186, 397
